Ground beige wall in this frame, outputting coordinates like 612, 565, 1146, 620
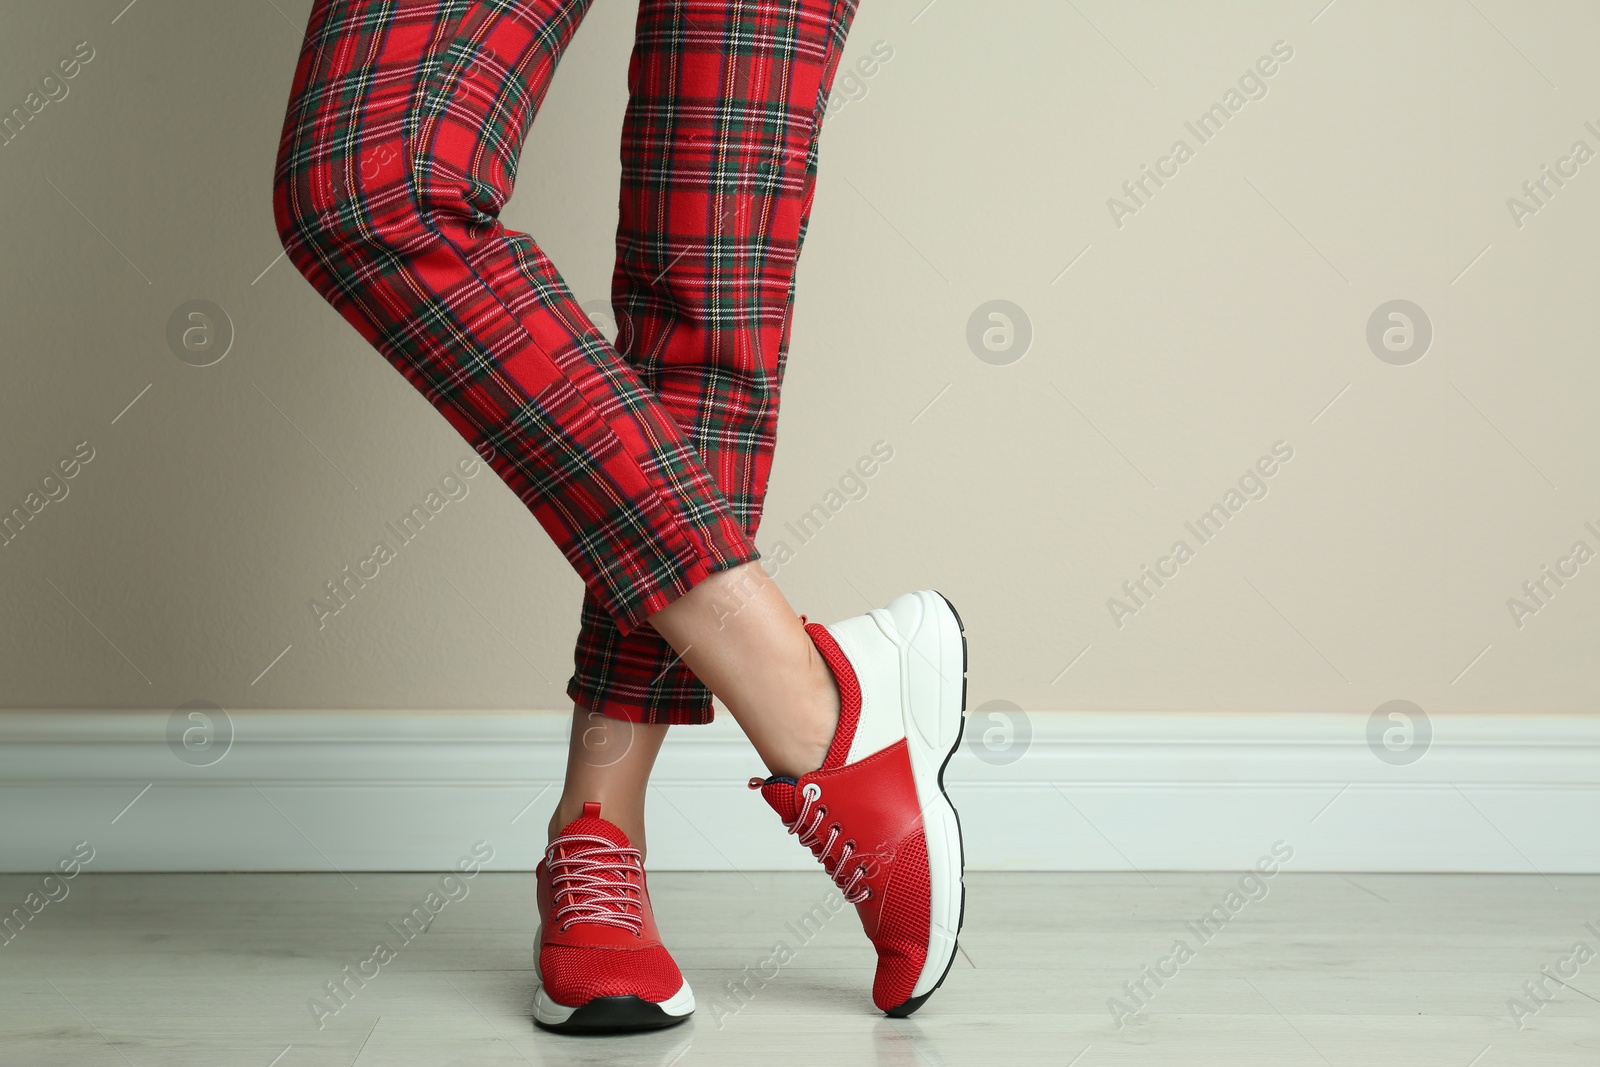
2, 0, 1596, 720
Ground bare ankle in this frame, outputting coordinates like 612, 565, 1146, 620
766, 647, 840, 779
811, 644, 842, 754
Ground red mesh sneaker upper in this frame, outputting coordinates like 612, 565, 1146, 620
868, 829, 931, 1009
537, 803, 684, 1006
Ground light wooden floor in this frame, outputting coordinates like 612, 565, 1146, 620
1, 872, 1596, 1065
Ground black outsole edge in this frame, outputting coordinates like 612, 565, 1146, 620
533, 995, 691, 1035
885, 589, 968, 1020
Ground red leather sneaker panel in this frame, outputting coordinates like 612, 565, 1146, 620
805, 739, 925, 872
754, 741, 926, 931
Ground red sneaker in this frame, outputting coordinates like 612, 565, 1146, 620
533, 802, 694, 1032
750, 589, 968, 1016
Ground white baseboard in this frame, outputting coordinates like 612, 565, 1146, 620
2, 711, 1597, 873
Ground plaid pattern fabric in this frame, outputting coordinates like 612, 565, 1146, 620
274, 0, 858, 724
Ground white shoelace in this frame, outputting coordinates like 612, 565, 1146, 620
545, 834, 644, 934
787, 782, 872, 904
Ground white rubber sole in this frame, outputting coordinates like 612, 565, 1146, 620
871, 589, 967, 1005
533, 977, 695, 1032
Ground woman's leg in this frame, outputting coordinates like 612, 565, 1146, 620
648, 563, 839, 776
552, 0, 860, 832
549, 702, 668, 853
273, 0, 759, 639
549, 0, 858, 836
550, 564, 839, 845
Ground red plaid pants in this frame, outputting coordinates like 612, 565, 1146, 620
273, 0, 858, 724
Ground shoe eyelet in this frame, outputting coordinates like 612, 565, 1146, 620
801, 782, 822, 801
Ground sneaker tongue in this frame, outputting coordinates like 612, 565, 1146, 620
757, 776, 802, 822
553, 802, 632, 850
546, 807, 641, 923
554, 815, 630, 850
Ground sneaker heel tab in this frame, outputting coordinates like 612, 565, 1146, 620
880, 591, 933, 641
866, 607, 909, 649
